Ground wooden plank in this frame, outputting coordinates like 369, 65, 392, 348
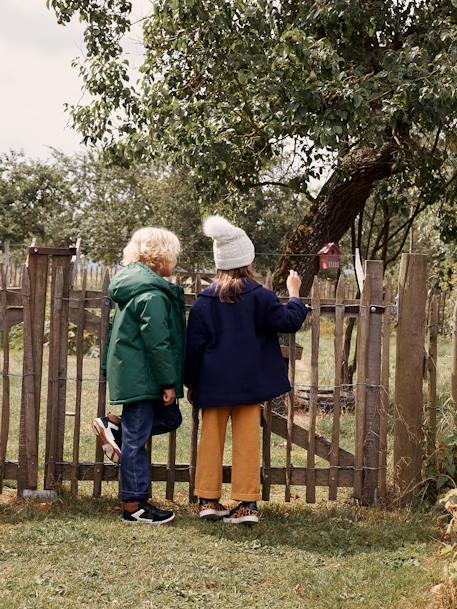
329, 276, 345, 500
270, 410, 354, 465
29, 246, 77, 257
55, 462, 355, 488
69, 308, 103, 337
188, 405, 199, 502
354, 273, 371, 500
379, 282, 392, 500
166, 430, 177, 500
18, 269, 38, 495
285, 333, 296, 502
0, 264, 10, 492
362, 260, 384, 505
93, 271, 111, 497
261, 400, 272, 500
355, 247, 365, 292
45, 267, 64, 489
54, 256, 73, 483
27, 252, 48, 467
68, 290, 116, 310
306, 277, 320, 503
452, 301, 457, 416
427, 293, 439, 456
394, 253, 428, 504
0, 308, 23, 330
71, 270, 87, 496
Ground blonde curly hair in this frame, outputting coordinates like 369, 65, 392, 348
122, 227, 181, 274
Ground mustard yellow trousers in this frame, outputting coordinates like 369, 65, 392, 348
195, 404, 261, 502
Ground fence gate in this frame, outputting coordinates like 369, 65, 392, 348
0, 246, 392, 506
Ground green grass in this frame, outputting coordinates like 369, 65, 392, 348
1, 327, 455, 608
0, 493, 446, 609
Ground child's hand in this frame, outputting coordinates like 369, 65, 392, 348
163, 388, 176, 405
187, 388, 194, 405
286, 270, 301, 298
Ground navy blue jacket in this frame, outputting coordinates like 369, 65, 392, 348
184, 281, 308, 408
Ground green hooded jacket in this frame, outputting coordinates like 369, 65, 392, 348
106, 262, 186, 405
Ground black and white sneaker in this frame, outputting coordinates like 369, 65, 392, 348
122, 502, 175, 526
92, 415, 122, 464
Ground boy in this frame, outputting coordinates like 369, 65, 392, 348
93, 227, 185, 525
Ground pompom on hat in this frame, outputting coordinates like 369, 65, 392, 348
203, 215, 255, 270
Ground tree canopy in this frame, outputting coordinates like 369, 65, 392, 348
48, 0, 457, 290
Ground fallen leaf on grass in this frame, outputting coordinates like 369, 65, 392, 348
295, 584, 305, 597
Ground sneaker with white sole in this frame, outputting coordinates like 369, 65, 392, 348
92, 415, 122, 464
199, 499, 230, 520
122, 502, 175, 526
223, 502, 259, 525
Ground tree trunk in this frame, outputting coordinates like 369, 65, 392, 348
273, 144, 395, 294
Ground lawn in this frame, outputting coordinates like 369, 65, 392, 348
0, 326, 455, 608
0, 493, 446, 609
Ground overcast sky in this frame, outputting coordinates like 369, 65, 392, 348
0, 0, 150, 160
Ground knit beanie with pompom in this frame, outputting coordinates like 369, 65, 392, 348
203, 215, 255, 270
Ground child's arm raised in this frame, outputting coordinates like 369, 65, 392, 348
264, 270, 309, 333
138, 292, 177, 395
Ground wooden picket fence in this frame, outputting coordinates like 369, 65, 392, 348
0, 245, 409, 506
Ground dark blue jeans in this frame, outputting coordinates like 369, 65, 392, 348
121, 399, 182, 503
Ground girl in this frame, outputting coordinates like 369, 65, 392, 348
185, 216, 308, 524
93, 227, 185, 525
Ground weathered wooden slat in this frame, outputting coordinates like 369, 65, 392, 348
28, 246, 77, 257
452, 301, 457, 415
394, 254, 428, 504
18, 269, 38, 495
54, 462, 355, 487
166, 430, 177, 500
93, 271, 111, 497
55, 256, 72, 485
379, 282, 392, 500
427, 293, 439, 456
5, 291, 23, 307
72, 269, 87, 496
362, 261, 384, 505
329, 276, 345, 500
28, 252, 48, 472
0, 264, 10, 493
0, 307, 23, 330
188, 405, 199, 502
45, 267, 64, 489
354, 272, 371, 500
69, 290, 116, 310
285, 333, 296, 502
269, 410, 354, 466
306, 277, 320, 503
261, 400, 272, 500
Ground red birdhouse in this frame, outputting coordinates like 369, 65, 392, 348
318, 243, 342, 270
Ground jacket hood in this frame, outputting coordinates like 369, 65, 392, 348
109, 262, 181, 305
199, 279, 262, 298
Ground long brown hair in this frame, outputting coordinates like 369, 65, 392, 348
214, 266, 257, 303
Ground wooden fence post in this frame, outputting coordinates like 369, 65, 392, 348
394, 253, 428, 504
306, 277, 320, 503
427, 293, 439, 456
329, 275, 345, 500
93, 271, 111, 497
27, 249, 48, 463
17, 269, 38, 495
452, 301, 457, 421
0, 265, 10, 493
379, 282, 393, 500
